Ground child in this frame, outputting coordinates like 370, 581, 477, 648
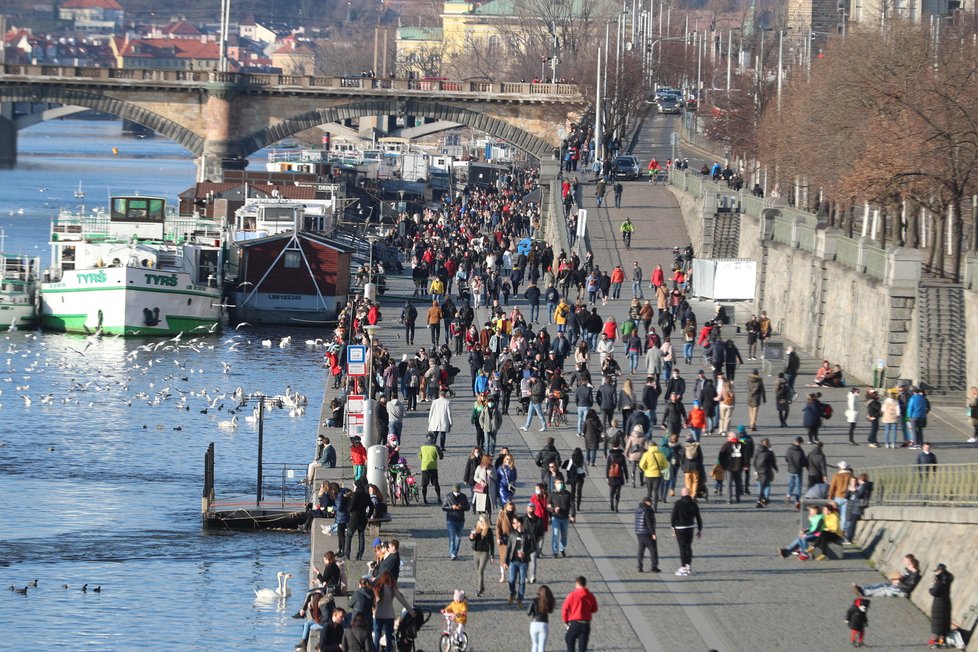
710, 461, 725, 495
845, 597, 870, 647
442, 589, 468, 644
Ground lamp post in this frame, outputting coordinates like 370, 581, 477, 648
362, 324, 381, 447
364, 234, 378, 302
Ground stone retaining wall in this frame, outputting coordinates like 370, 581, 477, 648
856, 506, 978, 650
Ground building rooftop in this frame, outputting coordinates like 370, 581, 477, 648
396, 26, 443, 41
61, 0, 123, 9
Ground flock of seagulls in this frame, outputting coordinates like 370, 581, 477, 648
0, 328, 318, 442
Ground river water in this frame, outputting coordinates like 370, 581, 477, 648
0, 120, 324, 650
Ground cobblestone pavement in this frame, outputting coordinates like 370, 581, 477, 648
323, 134, 978, 652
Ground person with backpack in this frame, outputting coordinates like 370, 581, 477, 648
606, 440, 629, 512
401, 301, 418, 346
681, 437, 703, 499
803, 393, 824, 444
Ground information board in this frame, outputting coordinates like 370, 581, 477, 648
347, 345, 367, 376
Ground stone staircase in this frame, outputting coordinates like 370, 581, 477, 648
916, 279, 967, 394
711, 211, 741, 258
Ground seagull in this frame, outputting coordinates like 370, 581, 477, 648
237, 281, 254, 288
20, 395, 31, 406
234, 322, 250, 330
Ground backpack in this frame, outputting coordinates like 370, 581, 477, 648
608, 461, 623, 479
684, 444, 698, 460
822, 404, 833, 419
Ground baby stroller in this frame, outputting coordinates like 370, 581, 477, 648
394, 608, 431, 652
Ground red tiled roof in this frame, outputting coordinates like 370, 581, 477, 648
120, 38, 221, 60
62, 0, 123, 9
161, 20, 202, 37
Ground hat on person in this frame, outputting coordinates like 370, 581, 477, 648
697, 369, 705, 375
936, 563, 947, 572
752, 368, 759, 374
693, 400, 700, 406
737, 425, 747, 435
372, 537, 383, 548
838, 461, 850, 470
728, 433, 739, 442
453, 483, 462, 492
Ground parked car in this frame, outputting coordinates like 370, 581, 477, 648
613, 155, 641, 180
657, 94, 682, 114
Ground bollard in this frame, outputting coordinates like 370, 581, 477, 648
366, 445, 388, 502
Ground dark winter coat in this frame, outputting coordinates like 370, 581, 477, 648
785, 443, 808, 475
753, 445, 778, 482
718, 441, 747, 472
929, 570, 954, 636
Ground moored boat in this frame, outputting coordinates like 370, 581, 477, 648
0, 250, 40, 329
39, 196, 225, 336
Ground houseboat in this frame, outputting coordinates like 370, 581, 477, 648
39, 196, 225, 336
226, 199, 353, 326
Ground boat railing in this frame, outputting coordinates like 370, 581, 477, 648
165, 218, 224, 243
51, 215, 112, 240
261, 461, 313, 507
0, 255, 40, 281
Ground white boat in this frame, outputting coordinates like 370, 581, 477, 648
0, 251, 40, 329
39, 196, 225, 336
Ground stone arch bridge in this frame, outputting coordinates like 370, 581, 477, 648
0, 66, 585, 180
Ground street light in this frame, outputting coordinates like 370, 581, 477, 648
362, 324, 381, 447
364, 234, 378, 301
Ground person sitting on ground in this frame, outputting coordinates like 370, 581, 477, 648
854, 553, 922, 598
813, 362, 846, 387
812, 503, 843, 560
777, 505, 823, 560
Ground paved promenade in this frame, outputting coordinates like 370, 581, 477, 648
333, 119, 978, 652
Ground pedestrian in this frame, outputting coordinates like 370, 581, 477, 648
907, 388, 930, 448
784, 436, 807, 509
606, 439, 628, 512
595, 178, 606, 207
746, 368, 766, 431
845, 473, 873, 542
881, 390, 901, 448
634, 497, 660, 573
418, 433, 444, 505
718, 432, 747, 504
929, 564, 954, 649
427, 300, 443, 345
670, 488, 702, 576
784, 346, 800, 396
807, 441, 828, 488
613, 180, 623, 208
506, 514, 536, 608
401, 301, 418, 345
561, 576, 599, 652
346, 480, 373, 561
865, 390, 881, 447
428, 389, 453, 452
845, 597, 870, 648
319, 606, 347, 652
371, 573, 411, 651
547, 476, 576, 557
829, 461, 854, 527
803, 393, 823, 444
638, 443, 669, 510
681, 436, 703, 499
443, 484, 470, 560
564, 448, 587, 511
528, 585, 556, 652
775, 372, 791, 427
753, 437, 778, 507
845, 388, 861, 445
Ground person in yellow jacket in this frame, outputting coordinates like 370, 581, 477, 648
554, 299, 570, 333
812, 503, 844, 560
429, 277, 446, 301
638, 444, 670, 509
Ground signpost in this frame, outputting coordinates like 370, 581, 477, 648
347, 394, 365, 440
347, 345, 367, 376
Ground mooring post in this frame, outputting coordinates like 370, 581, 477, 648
256, 398, 264, 507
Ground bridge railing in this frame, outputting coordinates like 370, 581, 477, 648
0, 65, 582, 98
864, 462, 978, 507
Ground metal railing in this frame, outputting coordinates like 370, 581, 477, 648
0, 64, 582, 100
867, 463, 978, 507
261, 462, 313, 508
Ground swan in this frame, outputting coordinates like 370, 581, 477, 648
244, 406, 260, 424
279, 336, 292, 348
217, 415, 238, 430
254, 572, 292, 600
261, 340, 272, 348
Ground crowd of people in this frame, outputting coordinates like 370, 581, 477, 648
291, 156, 968, 651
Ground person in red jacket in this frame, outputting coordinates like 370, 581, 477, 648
650, 264, 664, 289
687, 401, 706, 440
350, 437, 367, 482
609, 265, 625, 300
561, 575, 598, 652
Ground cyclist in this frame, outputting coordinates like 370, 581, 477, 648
620, 217, 635, 249
441, 589, 468, 647
647, 157, 660, 183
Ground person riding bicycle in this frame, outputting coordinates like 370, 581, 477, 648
647, 157, 660, 182
441, 589, 468, 645
620, 218, 635, 248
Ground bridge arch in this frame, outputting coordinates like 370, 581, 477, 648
0, 86, 204, 155
238, 99, 556, 161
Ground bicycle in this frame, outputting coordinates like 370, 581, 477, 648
388, 463, 413, 506
439, 612, 468, 652
544, 393, 568, 429
622, 231, 632, 250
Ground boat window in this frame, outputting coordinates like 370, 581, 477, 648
283, 251, 301, 269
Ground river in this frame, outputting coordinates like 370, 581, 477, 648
0, 119, 324, 650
